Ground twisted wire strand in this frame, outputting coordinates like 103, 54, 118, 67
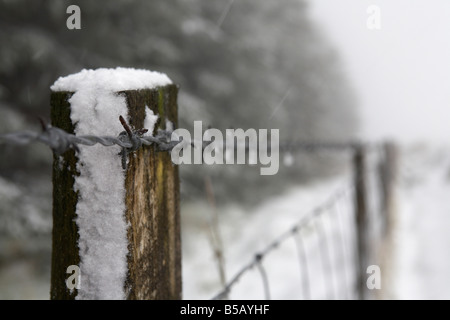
0, 123, 177, 155
0, 117, 378, 156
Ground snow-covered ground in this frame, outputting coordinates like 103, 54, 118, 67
393, 144, 450, 299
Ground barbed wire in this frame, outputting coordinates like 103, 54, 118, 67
211, 183, 354, 300
0, 116, 178, 169
0, 118, 374, 155
0, 116, 380, 175
1, 117, 178, 152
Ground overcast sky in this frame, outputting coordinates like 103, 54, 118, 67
308, 0, 450, 143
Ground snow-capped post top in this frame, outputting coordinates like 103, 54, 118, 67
51, 67, 172, 92
50, 67, 181, 300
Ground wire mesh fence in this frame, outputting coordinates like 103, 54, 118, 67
208, 146, 390, 300
209, 183, 359, 300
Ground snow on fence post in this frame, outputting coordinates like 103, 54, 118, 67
353, 144, 368, 300
49, 68, 181, 300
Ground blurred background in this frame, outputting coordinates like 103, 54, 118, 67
1, 0, 449, 299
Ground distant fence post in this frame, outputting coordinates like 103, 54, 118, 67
378, 142, 398, 237
50, 84, 181, 300
353, 144, 368, 300
377, 141, 398, 299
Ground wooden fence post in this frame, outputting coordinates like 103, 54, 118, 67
378, 142, 398, 237
353, 144, 368, 300
50, 84, 181, 300
377, 141, 398, 299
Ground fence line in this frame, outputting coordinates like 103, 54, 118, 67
209, 142, 396, 300
0, 118, 395, 300
0, 118, 377, 155
0, 117, 176, 168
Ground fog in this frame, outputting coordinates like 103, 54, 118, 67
310, 0, 450, 143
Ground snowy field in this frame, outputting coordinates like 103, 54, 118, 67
392, 144, 450, 299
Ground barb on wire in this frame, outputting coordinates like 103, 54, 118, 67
118, 115, 148, 169
211, 183, 352, 300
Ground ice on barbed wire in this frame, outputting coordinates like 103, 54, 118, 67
50, 67, 172, 300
